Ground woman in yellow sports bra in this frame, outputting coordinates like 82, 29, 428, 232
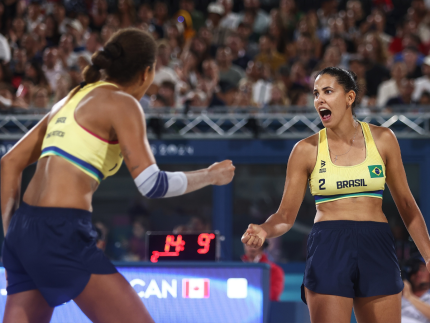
1, 28, 235, 323
242, 67, 430, 323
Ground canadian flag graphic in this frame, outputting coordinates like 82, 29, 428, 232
182, 279, 210, 298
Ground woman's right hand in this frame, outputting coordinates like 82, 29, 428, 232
208, 160, 235, 185
241, 224, 267, 248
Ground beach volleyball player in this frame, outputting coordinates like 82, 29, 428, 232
242, 67, 430, 323
0, 28, 235, 323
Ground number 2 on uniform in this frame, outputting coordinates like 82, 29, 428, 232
319, 179, 326, 190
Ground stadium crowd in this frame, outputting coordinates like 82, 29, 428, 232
0, 0, 430, 112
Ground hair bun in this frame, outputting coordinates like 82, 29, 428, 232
103, 43, 123, 60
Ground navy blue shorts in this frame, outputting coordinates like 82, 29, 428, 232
2, 202, 117, 307
301, 220, 404, 304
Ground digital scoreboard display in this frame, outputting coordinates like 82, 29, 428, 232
146, 232, 220, 262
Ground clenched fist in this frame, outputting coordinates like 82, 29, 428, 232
241, 224, 267, 249
208, 160, 235, 186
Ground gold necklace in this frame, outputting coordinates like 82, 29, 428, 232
328, 122, 358, 163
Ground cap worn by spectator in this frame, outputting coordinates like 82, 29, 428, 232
207, 3, 225, 16
67, 20, 84, 34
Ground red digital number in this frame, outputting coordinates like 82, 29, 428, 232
150, 235, 186, 263
197, 233, 215, 254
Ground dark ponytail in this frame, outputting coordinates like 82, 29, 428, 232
316, 67, 360, 109
63, 28, 157, 106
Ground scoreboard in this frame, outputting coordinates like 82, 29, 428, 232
146, 232, 220, 262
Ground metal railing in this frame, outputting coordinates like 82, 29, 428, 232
0, 106, 429, 140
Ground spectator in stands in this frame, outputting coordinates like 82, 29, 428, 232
239, 0, 270, 36
153, 0, 169, 33
239, 60, 271, 106
237, 22, 259, 58
58, 34, 79, 68
386, 78, 416, 107
30, 86, 49, 110
358, 41, 390, 99
186, 90, 208, 108
219, 0, 240, 30
418, 91, 430, 105
402, 256, 430, 322
21, 33, 42, 64
179, 0, 205, 32
267, 81, 289, 107
0, 62, 12, 85
158, 81, 176, 108
101, 25, 117, 45
226, 33, 251, 70
242, 241, 284, 301
209, 80, 237, 107
0, 32, 11, 63
150, 94, 168, 108
66, 20, 85, 51
198, 26, 217, 57
10, 48, 27, 89
217, 46, 245, 86
254, 34, 285, 75
189, 37, 209, 65
290, 88, 308, 106
84, 31, 103, 55
44, 14, 61, 47
26, 0, 43, 33
42, 48, 64, 93
9, 17, 26, 49
118, 0, 137, 28
234, 81, 256, 107
413, 56, 430, 102
153, 41, 180, 87
317, 45, 342, 70
402, 46, 424, 79
290, 33, 318, 74
90, 0, 108, 31
290, 61, 310, 92
206, 2, 228, 46
200, 58, 220, 100
24, 61, 49, 91
377, 62, 408, 107
0, 83, 13, 111
278, 0, 303, 42
127, 218, 147, 260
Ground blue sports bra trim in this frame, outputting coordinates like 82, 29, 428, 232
41, 146, 104, 182
314, 190, 384, 204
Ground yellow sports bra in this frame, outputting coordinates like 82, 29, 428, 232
40, 81, 123, 183
309, 121, 385, 204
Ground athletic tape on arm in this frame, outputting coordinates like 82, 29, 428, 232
134, 164, 188, 198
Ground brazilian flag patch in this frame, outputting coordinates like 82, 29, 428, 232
368, 165, 384, 178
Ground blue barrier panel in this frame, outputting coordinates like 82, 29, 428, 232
0, 262, 270, 323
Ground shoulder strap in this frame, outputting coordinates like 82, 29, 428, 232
360, 121, 383, 161
318, 128, 330, 161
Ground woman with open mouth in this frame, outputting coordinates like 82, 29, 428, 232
242, 66, 430, 323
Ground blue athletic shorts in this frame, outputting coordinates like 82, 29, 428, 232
301, 220, 404, 304
2, 202, 117, 307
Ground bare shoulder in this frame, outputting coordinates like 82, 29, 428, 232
100, 87, 144, 118
289, 133, 319, 173
368, 123, 398, 145
293, 132, 319, 155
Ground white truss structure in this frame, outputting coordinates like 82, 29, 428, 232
0, 111, 429, 140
